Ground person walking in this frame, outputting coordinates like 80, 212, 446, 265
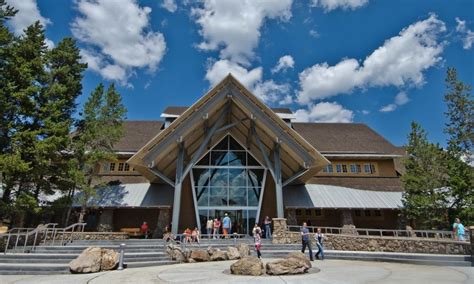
222, 213, 232, 238
206, 218, 214, 238
314, 228, 324, 260
264, 216, 272, 239
454, 218, 466, 241
300, 222, 314, 261
253, 224, 262, 259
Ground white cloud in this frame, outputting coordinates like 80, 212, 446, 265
379, 91, 410, 112
71, 0, 166, 85
253, 80, 291, 105
205, 59, 290, 104
192, 0, 293, 65
161, 0, 177, 13
309, 29, 320, 38
6, 0, 54, 48
310, 0, 368, 12
294, 102, 354, 123
455, 17, 474, 50
297, 14, 446, 104
205, 59, 262, 89
361, 110, 370, 115
271, 55, 295, 73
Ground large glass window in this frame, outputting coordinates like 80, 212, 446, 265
192, 135, 266, 235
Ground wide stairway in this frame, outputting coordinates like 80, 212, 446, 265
0, 238, 471, 275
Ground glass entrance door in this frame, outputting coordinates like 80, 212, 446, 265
198, 209, 257, 235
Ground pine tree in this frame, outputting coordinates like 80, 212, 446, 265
73, 84, 126, 223
444, 67, 474, 223
402, 122, 450, 229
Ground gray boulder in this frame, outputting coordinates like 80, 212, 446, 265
230, 256, 264, 276
190, 249, 210, 262
266, 253, 312, 275
227, 246, 240, 260
236, 243, 250, 258
210, 249, 228, 261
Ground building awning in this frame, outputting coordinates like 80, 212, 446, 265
74, 183, 173, 208
284, 184, 403, 209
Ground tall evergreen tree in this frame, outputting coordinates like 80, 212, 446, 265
444, 67, 474, 222
402, 122, 450, 229
73, 84, 126, 223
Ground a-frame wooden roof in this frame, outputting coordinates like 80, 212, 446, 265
127, 74, 329, 185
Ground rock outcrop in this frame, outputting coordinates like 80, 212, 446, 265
230, 256, 264, 276
210, 249, 228, 261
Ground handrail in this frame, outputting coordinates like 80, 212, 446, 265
286, 225, 470, 241
50, 223, 87, 246
1, 223, 58, 254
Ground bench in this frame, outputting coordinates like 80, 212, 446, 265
120, 228, 144, 238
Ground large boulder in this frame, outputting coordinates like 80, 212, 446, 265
286, 252, 311, 269
69, 247, 119, 273
227, 247, 240, 260
230, 256, 264, 276
266, 253, 312, 275
100, 249, 119, 271
236, 243, 250, 258
190, 249, 210, 262
166, 244, 188, 263
210, 249, 228, 261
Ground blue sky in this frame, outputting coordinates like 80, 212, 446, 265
6, 0, 474, 147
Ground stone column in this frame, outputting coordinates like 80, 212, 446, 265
340, 210, 354, 226
272, 218, 288, 244
153, 208, 171, 238
97, 209, 114, 232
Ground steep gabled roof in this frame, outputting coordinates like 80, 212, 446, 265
114, 121, 163, 152
162, 106, 293, 116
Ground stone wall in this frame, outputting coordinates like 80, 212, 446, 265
47, 232, 129, 241
272, 218, 471, 255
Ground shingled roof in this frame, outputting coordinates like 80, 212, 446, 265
114, 121, 402, 155
292, 123, 402, 155
162, 106, 293, 115
114, 121, 163, 152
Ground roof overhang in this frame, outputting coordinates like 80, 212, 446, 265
128, 74, 329, 185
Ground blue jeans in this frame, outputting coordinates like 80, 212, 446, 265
301, 240, 314, 261
316, 243, 324, 260
265, 224, 272, 238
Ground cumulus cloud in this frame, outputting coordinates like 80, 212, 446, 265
379, 91, 410, 112
192, 0, 293, 65
310, 0, 368, 12
455, 17, 474, 50
296, 14, 446, 104
205, 59, 290, 105
294, 102, 354, 123
161, 0, 177, 13
71, 0, 166, 85
6, 0, 54, 48
271, 55, 295, 73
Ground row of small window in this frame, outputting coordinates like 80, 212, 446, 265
103, 162, 134, 172
294, 209, 382, 217
322, 163, 376, 174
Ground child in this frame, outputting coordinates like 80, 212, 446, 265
314, 228, 324, 260
254, 225, 262, 258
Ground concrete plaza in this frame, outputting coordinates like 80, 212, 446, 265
0, 259, 472, 284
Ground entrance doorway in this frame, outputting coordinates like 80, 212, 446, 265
198, 209, 257, 235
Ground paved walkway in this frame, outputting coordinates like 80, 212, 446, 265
1, 259, 473, 284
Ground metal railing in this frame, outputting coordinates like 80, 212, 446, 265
1, 223, 58, 254
47, 223, 87, 246
287, 225, 470, 241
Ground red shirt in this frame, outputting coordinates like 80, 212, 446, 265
140, 224, 148, 233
